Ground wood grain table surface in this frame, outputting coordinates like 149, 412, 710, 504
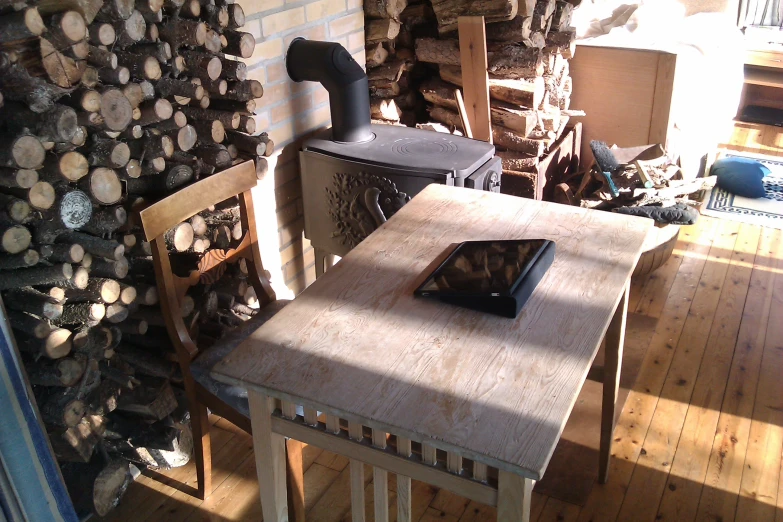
212, 184, 652, 480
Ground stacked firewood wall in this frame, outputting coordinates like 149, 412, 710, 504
363, 0, 583, 197
0, 0, 270, 516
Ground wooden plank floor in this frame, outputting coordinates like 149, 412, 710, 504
104, 123, 783, 522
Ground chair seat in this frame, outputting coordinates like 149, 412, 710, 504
190, 299, 289, 419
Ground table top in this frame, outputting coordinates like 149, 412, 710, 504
212, 184, 652, 479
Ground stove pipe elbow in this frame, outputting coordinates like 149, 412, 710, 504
286, 38, 373, 143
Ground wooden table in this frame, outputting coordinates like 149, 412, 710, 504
211, 184, 652, 521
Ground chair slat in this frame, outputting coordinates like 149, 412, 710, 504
140, 160, 257, 241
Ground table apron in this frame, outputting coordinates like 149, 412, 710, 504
271, 414, 500, 507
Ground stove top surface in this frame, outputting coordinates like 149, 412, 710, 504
302, 124, 496, 177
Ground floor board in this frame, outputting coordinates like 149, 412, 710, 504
104, 123, 783, 522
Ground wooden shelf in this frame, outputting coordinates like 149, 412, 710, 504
744, 67, 783, 88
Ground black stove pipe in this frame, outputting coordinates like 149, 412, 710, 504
285, 38, 373, 143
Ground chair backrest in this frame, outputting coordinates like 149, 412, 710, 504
139, 160, 275, 362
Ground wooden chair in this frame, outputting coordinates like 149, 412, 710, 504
139, 160, 305, 518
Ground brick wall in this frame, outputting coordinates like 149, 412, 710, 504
234, 0, 365, 297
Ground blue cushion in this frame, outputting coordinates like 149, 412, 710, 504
713, 157, 770, 198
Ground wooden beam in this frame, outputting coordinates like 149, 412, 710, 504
457, 16, 492, 143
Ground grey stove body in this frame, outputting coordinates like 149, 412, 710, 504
286, 38, 501, 275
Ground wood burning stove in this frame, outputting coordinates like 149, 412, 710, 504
287, 38, 501, 275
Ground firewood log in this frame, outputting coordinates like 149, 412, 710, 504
3, 287, 64, 318
125, 164, 193, 195
158, 18, 206, 48
365, 0, 408, 19
76, 167, 122, 205
198, 77, 228, 97
89, 256, 129, 279
116, 375, 177, 420
225, 2, 245, 28
42, 243, 85, 264
488, 45, 543, 79
544, 29, 576, 59
440, 64, 544, 108
98, 65, 130, 86
0, 132, 46, 169
155, 123, 197, 151
43, 11, 87, 49
0, 8, 45, 44
487, 15, 533, 42
0, 262, 76, 291
0, 168, 38, 190
214, 54, 246, 81
221, 30, 254, 58
206, 97, 255, 113
127, 130, 174, 158
72, 325, 113, 357
28, 356, 86, 387
6, 309, 55, 338
0, 223, 31, 254
0, 193, 31, 223
551, 1, 573, 31
136, 0, 164, 20
0, 249, 40, 270
49, 418, 100, 463
61, 459, 131, 517
111, 10, 146, 48
115, 51, 161, 81
169, 151, 212, 176
180, 106, 238, 129
415, 38, 460, 66
104, 303, 129, 323
16, 327, 73, 359
430, 0, 518, 34
366, 19, 401, 43
3, 102, 79, 144
223, 130, 267, 156
47, 187, 93, 230
57, 231, 125, 260
53, 302, 106, 325
497, 150, 539, 172
88, 138, 131, 169
192, 144, 231, 168
163, 221, 194, 252
136, 98, 173, 126
97, 88, 133, 131
42, 389, 86, 428
117, 282, 136, 305
88, 23, 116, 45
95, 0, 135, 22
366, 43, 389, 69
155, 77, 204, 101
191, 120, 225, 143
63, 278, 121, 304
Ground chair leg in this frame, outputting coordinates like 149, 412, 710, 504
190, 396, 213, 499
286, 438, 306, 522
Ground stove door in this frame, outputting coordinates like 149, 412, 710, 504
300, 151, 453, 258
464, 157, 502, 192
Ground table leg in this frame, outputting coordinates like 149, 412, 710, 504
249, 390, 289, 522
348, 422, 366, 522
599, 279, 629, 484
497, 471, 534, 522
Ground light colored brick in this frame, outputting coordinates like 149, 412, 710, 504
284, 23, 326, 47
295, 105, 331, 135
266, 60, 287, 83
246, 38, 284, 67
262, 7, 305, 36
279, 217, 304, 246
328, 11, 363, 37
269, 120, 295, 146
305, 0, 346, 22
346, 0, 362, 10
303, 246, 315, 267
273, 158, 299, 189
272, 91, 314, 124
246, 66, 266, 84
312, 86, 329, 107
252, 111, 270, 131
237, 0, 284, 17
352, 49, 365, 68
275, 178, 302, 208
279, 237, 303, 266
257, 81, 290, 108
277, 199, 300, 227
347, 29, 364, 52
245, 18, 262, 39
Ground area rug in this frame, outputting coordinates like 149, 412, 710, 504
701, 151, 783, 229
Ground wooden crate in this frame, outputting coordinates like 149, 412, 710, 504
500, 122, 582, 201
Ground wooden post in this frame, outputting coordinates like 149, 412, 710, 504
599, 278, 629, 483
497, 471, 534, 522
248, 391, 288, 522
457, 16, 492, 143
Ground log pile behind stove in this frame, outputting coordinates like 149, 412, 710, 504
0, 0, 270, 516
362, 0, 583, 198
